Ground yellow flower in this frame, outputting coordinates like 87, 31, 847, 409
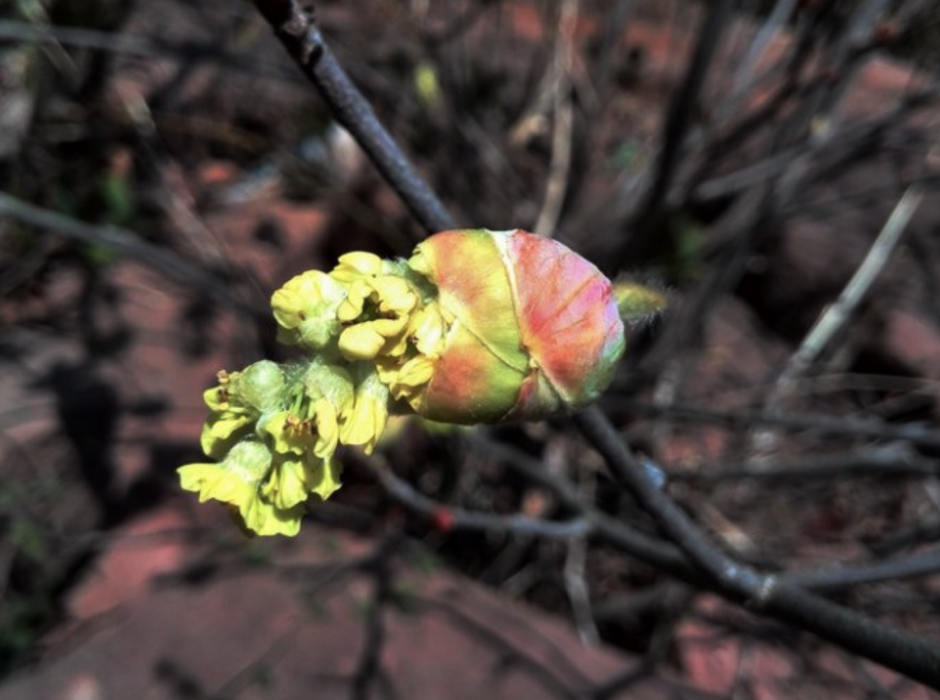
242, 496, 304, 537
336, 274, 421, 361
377, 355, 435, 404
312, 398, 339, 458
339, 369, 390, 454
306, 455, 343, 500
200, 385, 252, 460
271, 270, 346, 349
262, 456, 309, 510
409, 301, 446, 356
258, 405, 344, 509
179, 441, 305, 538
200, 411, 253, 460
338, 323, 387, 360
337, 279, 372, 323
370, 275, 418, 316
260, 411, 319, 456
330, 251, 383, 284
198, 362, 288, 459
338, 316, 411, 360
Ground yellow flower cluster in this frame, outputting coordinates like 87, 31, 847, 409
178, 251, 446, 536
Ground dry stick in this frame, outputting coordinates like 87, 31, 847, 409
0, 191, 251, 312
576, 407, 940, 688
667, 445, 939, 483
778, 184, 922, 388
350, 537, 396, 700
624, 0, 735, 258
787, 548, 940, 592
564, 459, 600, 645
250, 0, 940, 688
564, 535, 599, 645
609, 397, 940, 448
0, 19, 293, 80
251, 0, 455, 235
755, 181, 927, 458
534, 0, 577, 238
396, 433, 940, 593
725, 0, 799, 113
373, 460, 592, 540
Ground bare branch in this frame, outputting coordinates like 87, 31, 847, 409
372, 458, 592, 540
250, 0, 456, 235
576, 406, 940, 688
534, 0, 577, 238
0, 191, 252, 312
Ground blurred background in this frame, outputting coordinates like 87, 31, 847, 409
2, 0, 940, 697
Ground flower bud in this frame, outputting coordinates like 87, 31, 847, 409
407, 229, 625, 423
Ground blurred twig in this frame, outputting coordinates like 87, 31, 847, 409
754, 176, 929, 456
667, 445, 939, 483
534, 0, 577, 238
621, 0, 735, 266
725, 0, 799, 112
0, 191, 254, 312
770, 184, 924, 395
373, 458, 592, 540
0, 19, 293, 80
250, 0, 455, 236
350, 536, 397, 700
607, 397, 940, 449
576, 406, 940, 687
787, 548, 940, 591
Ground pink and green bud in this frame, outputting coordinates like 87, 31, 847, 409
406, 229, 626, 423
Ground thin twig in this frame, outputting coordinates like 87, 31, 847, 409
0, 191, 252, 312
474, 433, 940, 593
754, 181, 927, 458
0, 19, 293, 80
786, 549, 940, 591
576, 406, 940, 688
667, 445, 939, 483
725, 0, 799, 112
625, 0, 735, 261
350, 537, 397, 700
373, 459, 592, 540
564, 455, 599, 645
773, 184, 924, 393
251, 0, 456, 235
605, 397, 940, 448
534, 0, 577, 238
564, 535, 599, 645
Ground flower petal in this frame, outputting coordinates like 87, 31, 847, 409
241, 496, 303, 537
339, 370, 389, 453
331, 251, 383, 283
339, 323, 386, 360
200, 414, 253, 460
271, 270, 346, 349
263, 456, 309, 509
313, 398, 339, 457
307, 455, 343, 500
